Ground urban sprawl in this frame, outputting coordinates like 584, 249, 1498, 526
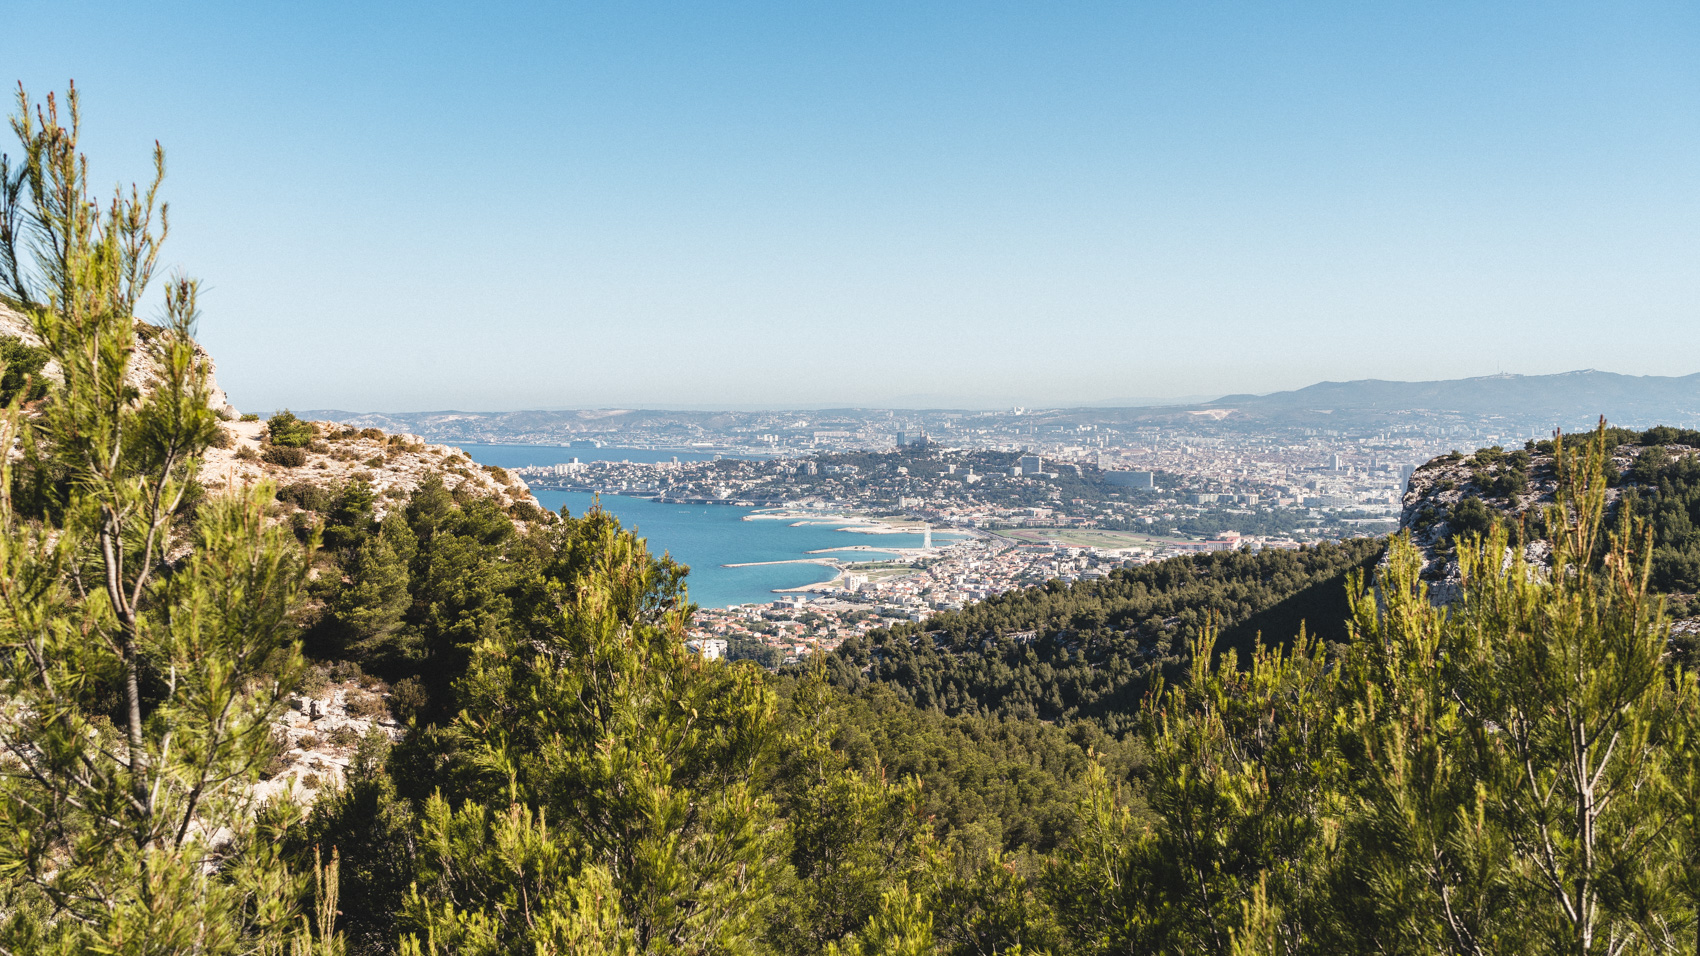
473, 408, 1549, 668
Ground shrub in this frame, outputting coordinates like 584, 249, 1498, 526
1448, 496, 1499, 545
508, 501, 545, 523
297, 735, 319, 751
364, 455, 387, 468
299, 664, 332, 699
325, 725, 361, 749
265, 410, 317, 448
390, 677, 428, 724
1476, 464, 1529, 498
0, 337, 50, 405
289, 511, 319, 539
209, 426, 235, 449
276, 481, 334, 512
240, 412, 260, 422
329, 660, 364, 684
261, 445, 307, 468
235, 445, 258, 462
344, 691, 386, 720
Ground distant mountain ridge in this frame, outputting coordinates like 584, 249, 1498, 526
1211, 370, 1700, 423
296, 369, 1700, 444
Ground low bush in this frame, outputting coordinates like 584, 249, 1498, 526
235, 445, 258, 462
344, 691, 386, 720
0, 337, 51, 405
265, 409, 317, 448
240, 412, 259, 422
261, 445, 307, 467
276, 481, 334, 512
389, 677, 427, 724
1448, 496, 1500, 546
299, 665, 331, 699
325, 726, 361, 749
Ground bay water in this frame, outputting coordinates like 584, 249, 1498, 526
454, 445, 932, 608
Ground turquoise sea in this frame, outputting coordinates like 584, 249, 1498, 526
530, 491, 928, 608
456, 444, 955, 607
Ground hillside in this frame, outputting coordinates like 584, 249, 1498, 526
818, 537, 1385, 732
1214, 369, 1700, 424
204, 416, 543, 520
1032, 370, 1700, 432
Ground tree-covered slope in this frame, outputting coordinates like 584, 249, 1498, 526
817, 538, 1385, 731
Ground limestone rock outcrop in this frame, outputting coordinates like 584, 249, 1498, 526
0, 300, 238, 419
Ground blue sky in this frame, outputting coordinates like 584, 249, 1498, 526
5, 2, 1697, 411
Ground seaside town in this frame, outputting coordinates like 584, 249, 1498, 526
301, 395, 1609, 669
674, 512, 1204, 667
301, 403, 1631, 669
487, 423, 1498, 667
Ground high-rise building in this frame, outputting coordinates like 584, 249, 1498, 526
1018, 455, 1043, 475
1104, 471, 1156, 490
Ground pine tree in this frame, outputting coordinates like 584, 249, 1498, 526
1339, 426, 1686, 955
400, 506, 785, 954
0, 84, 325, 952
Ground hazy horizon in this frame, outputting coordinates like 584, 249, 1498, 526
289, 367, 1696, 418
8, 2, 1698, 412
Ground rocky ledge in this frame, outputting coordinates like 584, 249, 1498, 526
1398, 438, 1697, 606
201, 417, 546, 521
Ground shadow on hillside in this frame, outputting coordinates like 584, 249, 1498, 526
1213, 540, 1386, 670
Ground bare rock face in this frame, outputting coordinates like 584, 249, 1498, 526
253, 675, 401, 806
0, 300, 239, 419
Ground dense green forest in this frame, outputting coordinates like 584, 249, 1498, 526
817, 539, 1384, 732
13, 86, 1700, 955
